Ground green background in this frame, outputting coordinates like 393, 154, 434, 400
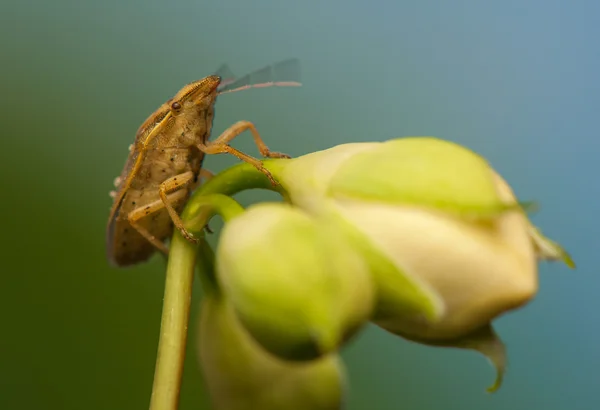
1, 1, 598, 409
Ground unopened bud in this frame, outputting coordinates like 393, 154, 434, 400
216, 203, 374, 361
198, 294, 346, 410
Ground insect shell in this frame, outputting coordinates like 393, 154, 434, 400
106, 75, 221, 267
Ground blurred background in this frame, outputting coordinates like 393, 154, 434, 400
1, 0, 598, 409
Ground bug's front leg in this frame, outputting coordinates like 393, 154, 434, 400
158, 171, 199, 244
197, 120, 290, 185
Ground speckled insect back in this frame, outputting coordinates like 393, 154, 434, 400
106, 59, 301, 267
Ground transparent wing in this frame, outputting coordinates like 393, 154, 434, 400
216, 58, 302, 95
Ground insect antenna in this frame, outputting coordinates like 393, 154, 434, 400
216, 58, 302, 95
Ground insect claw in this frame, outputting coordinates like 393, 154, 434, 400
266, 151, 291, 159
181, 229, 200, 244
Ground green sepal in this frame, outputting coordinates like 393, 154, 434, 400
529, 225, 576, 268
329, 137, 523, 218
398, 324, 506, 393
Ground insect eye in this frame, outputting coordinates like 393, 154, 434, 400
171, 101, 182, 110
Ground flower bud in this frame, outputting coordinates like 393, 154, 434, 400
272, 137, 573, 340
216, 203, 374, 361
197, 294, 346, 410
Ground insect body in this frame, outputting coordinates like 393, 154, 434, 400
106, 59, 301, 267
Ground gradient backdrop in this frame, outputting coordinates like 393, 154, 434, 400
1, 1, 598, 409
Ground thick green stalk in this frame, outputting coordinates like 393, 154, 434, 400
185, 160, 289, 205
148, 231, 197, 410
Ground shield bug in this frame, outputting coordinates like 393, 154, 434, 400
106, 59, 301, 267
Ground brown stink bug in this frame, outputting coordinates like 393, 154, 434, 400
106, 59, 301, 267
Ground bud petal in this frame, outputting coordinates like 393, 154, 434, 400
332, 166, 537, 340
216, 203, 374, 361
198, 294, 346, 410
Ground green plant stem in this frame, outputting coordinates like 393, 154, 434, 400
184, 194, 246, 234
149, 231, 196, 410
148, 165, 274, 410
185, 160, 290, 206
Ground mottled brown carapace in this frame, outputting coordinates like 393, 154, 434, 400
106, 59, 301, 267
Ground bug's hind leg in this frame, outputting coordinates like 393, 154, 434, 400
127, 189, 189, 255
197, 120, 290, 185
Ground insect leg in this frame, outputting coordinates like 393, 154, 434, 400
127, 189, 189, 255
158, 171, 199, 244
212, 120, 290, 159
198, 120, 289, 185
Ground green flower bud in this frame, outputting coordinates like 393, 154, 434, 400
270, 137, 573, 341
216, 203, 374, 361
197, 294, 346, 410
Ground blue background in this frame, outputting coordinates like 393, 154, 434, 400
1, 1, 598, 409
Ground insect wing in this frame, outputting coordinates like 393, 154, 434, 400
216, 58, 302, 94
